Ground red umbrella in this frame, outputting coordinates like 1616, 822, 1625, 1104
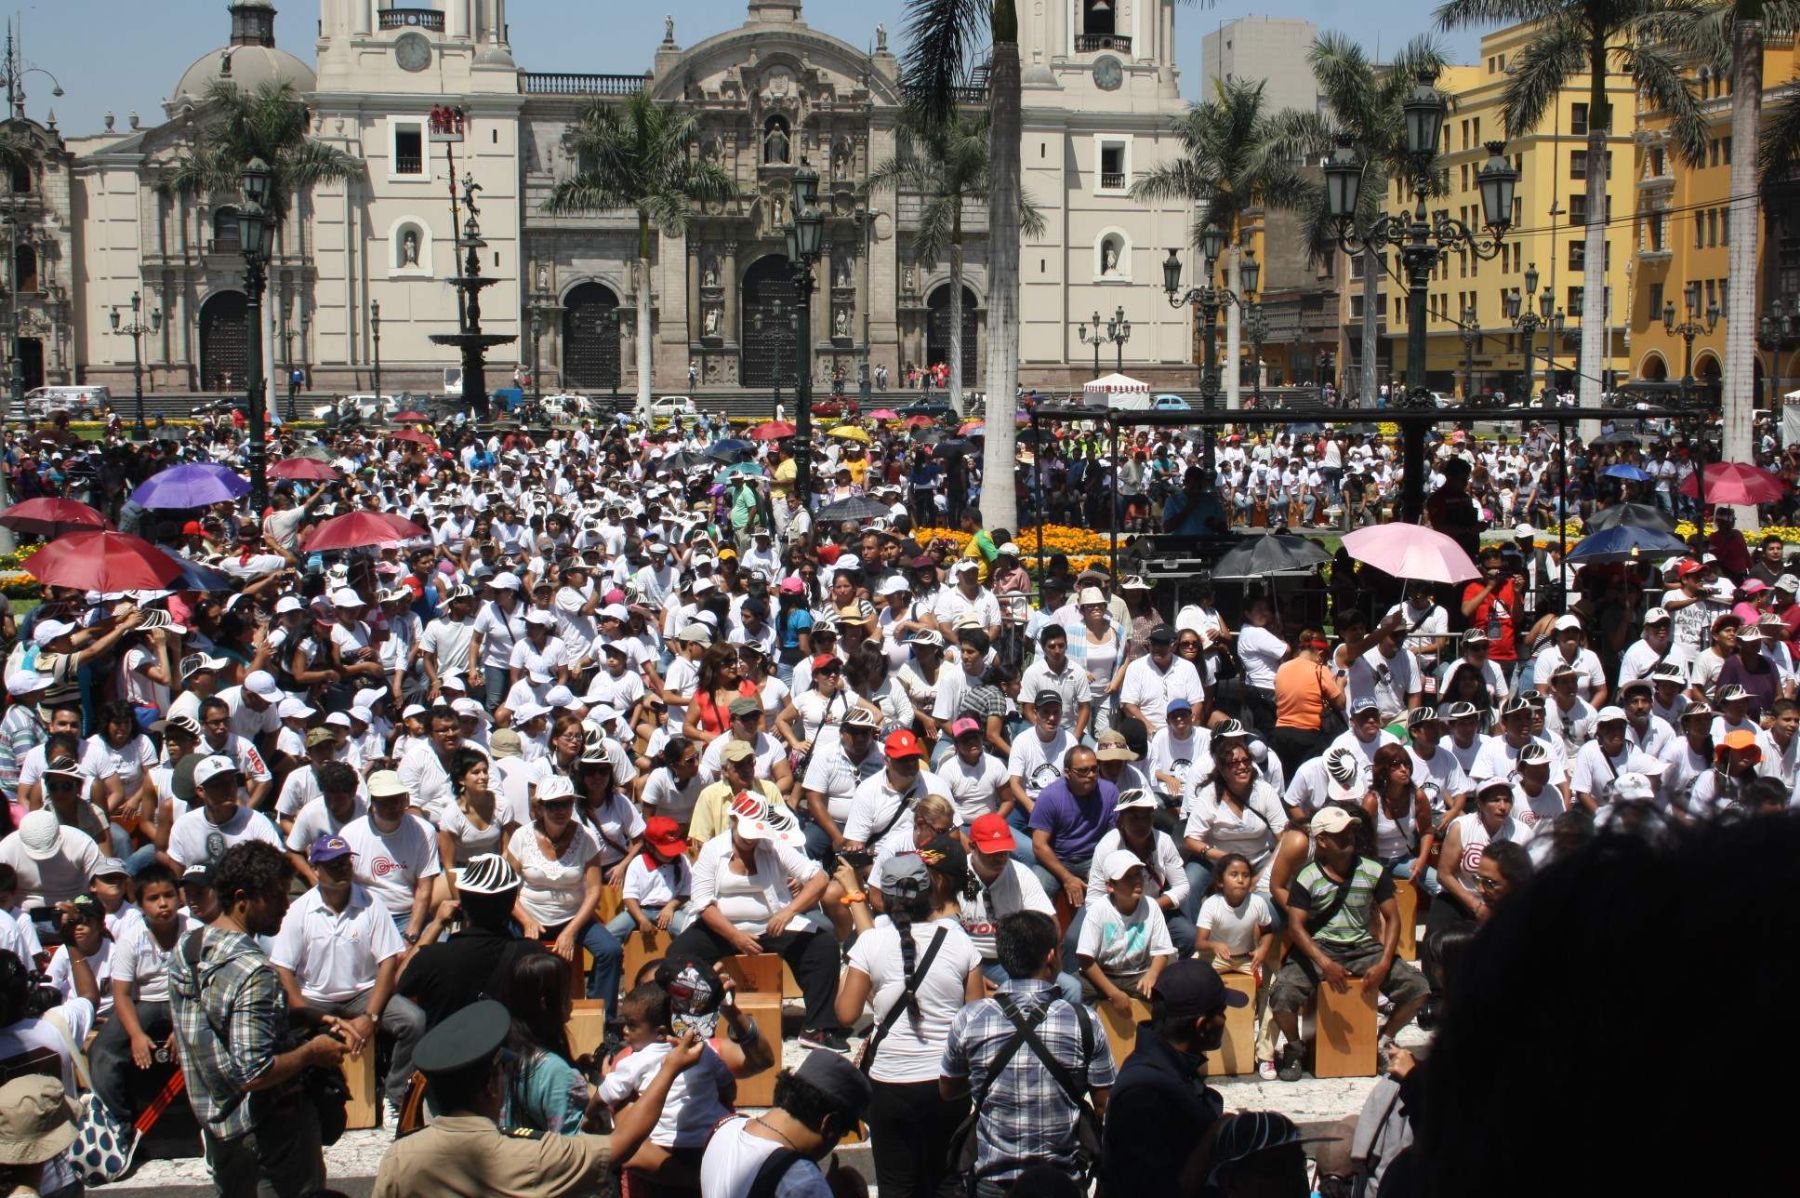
905, 415, 936, 428
388, 428, 438, 449
1677, 462, 1787, 506
0, 498, 111, 538
391, 411, 430, 423
748, 421, 797, 441
304, 511, 429, 552
20, 531, 182, 591
268, 458, 341, 482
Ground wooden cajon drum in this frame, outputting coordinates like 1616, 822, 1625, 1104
623, 928, 668, 987
1095, 996, 1149, 1070
1310, 978, 1378, 1079
731, 990, 783, 1108
1203, 971, 1258, 1077
720, 953, 784, 995
568, 998, 609, 1061
342, 1048, 379, 1130
1394, 881, 1419, 962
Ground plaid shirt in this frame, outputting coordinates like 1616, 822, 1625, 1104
168, 926, 291, 1139
941, 978, 1115, 1181
0, 702, 44, 802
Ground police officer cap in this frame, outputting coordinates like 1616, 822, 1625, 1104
413, 999, 510, 1076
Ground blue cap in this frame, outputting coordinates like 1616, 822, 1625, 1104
1166, 698, 1193, 715
308, 834, 353, 864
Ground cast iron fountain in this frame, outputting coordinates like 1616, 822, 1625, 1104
430, 173, 515, 421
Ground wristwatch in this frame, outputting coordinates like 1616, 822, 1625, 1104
402, 930, 421, 945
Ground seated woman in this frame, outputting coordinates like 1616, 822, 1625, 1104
498, 953, 594, 1135
504, 776, 624, 1016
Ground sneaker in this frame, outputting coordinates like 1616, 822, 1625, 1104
1276, 1044, 1305, 1083
799, 1028, 852, 1054
1257, 1058, 1277, 1081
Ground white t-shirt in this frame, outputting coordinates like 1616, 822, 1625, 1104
1076, 896, 1174, 975
844, 917, 982, 1084
166, 805, 282, 869
641, 768, 708, 825
935, 751, 1011, 823
509, 822, 601, 927
1196, 891, 1275, 957
621, 855, 692, 910
599, 1040, 736, 1149
1006, 729, 1077, 802
112, 913, 200, 1005
338, 813, 442, 920
957, 861, 1055, 961
269, 884, 408, 1002
285, 795, 369, 855
46, 939, 113, 1015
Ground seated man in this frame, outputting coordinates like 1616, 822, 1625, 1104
89, 864, 197, 1120
271, 834, 427, 1115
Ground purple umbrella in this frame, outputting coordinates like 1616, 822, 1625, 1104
130, 462, 251, 509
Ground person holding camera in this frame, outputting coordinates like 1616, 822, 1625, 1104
1461, 547, 1522, 686
168, 841, 351, 1198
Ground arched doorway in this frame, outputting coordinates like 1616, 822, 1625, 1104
1695, 352, 1722, 405
1638, 352, 1669, 382
741, 255, 796, 389
926, 284, 978, 382
16, 338, 41, 391
199, 291, 248, 393
562, 283, 621, 390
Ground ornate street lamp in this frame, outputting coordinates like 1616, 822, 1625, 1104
786, 160, 824, 502
238, 156, 273, 511
1163, 224, 1260, 471
109, 291, 161, 440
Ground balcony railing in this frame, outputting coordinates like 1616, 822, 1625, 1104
395, 154, 424, 175
520, 72, 649, 96
379, 8, 444, 31
1075, 33, 1131, 53
1100, 172, 1125, 190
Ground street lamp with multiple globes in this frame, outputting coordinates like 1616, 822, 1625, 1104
1323, 70, 1519, 521
785, 159, 824, 501
1162, 220, 1260, 470
371, 298, 382, 400
1758, 296, 1794, 412
1664, 281, 1719, 403
1076, 312, 1107, 376
238, 156, 273, 512
1458, 298, 1479, 402
1504, 263, 1563, 406
108, 292, 161, 441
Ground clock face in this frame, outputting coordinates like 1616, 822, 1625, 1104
1093, 55, 1123, 91
395, 32, 431, 73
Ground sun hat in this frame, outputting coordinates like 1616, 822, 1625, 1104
17, 810, 63, 862
454, 853, 522, 895
0, 1075, 80, 1166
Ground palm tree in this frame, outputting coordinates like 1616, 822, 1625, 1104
543, 91, 734, 418
1437, 1, 1709, 421
1131, 77, 1313, 410
868, 108, 1045, 418
170, 80, 361, 409
1269, 34, 1449, 407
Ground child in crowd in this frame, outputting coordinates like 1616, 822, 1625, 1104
90, 864, 196, 1119
599, 981, 738, 1190
45, 895, 112, 1015
88, 858, 141, 941
610, 816, 693, 941
0, 865, 43, 969
1075, 849, 1175, 1020
179, 862, 222, 924
1195, 853, 1278, 1079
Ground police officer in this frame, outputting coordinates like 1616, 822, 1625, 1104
370, 1000, 703, 1198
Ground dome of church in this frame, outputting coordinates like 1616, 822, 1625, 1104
169, 0, 315, 109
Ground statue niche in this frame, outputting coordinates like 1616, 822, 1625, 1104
762, 116, 791, 165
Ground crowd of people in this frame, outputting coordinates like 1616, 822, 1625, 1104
0, 401, 1795, 1198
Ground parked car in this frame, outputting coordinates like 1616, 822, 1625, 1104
191, 396, 251, 418
810, 396, 858, 419
312, 394, 397, 423
541, 392, 596, 421
650, 395, 699, 420
1150, 394, 1192, 411
896, 399, 953, 421
24, 386, 109, 420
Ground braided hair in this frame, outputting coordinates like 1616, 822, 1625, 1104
881, 875, 935, 1030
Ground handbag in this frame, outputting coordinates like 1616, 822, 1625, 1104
44, 1008, 140, 1185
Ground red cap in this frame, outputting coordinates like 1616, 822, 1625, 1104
1677, 559, 1704, 578
969, 812, 1015, 853
812, 653, 840, 672
182, 521, 205, 536
884, 729, 924, 759
817, 544, 842, 566
643, 815, 687, 855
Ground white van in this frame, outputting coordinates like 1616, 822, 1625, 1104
23, 386, 110, 420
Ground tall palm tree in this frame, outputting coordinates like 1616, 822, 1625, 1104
1131, 77, 1313, 410
868, 109, 1045, 418
170, 80, 362, 409
543, 91, 734, 418
1269, 34, 1449, 407
1437, 1, 1709, 421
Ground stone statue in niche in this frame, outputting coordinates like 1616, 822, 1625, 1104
536, 263, 549, 292
903, 263, 916, 292
401, 229, 420, 266
831, 139, 851, 179
1102, 240, 1119, 275
704, 307, 721, 338
833, 250, 852, 289
771, 194, 785, 228
763, 118, 790, 165
703, 254, 719, 288
834, 308, 850, 338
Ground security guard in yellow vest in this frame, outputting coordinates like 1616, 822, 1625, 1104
370, 999, 703, 1198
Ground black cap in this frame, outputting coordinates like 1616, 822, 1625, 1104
1149, 624, 1177, 644
414, 999, 510, 1076
1033, 688, 1064, 709
793, 1049, 873, 1116
1152, 959, 1250, 1019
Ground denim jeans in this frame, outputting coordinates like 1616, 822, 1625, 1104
542, 919, 625, 1016
604, 903, 694, 940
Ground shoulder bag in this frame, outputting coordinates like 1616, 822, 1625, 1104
857, 927, 949, 1076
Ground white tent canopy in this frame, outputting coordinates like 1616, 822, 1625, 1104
1083, 373, 1149, 405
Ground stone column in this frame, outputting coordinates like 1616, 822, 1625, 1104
722, 239, 739, 344
687, 240, 701, 340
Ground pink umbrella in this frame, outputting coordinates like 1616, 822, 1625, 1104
1676, 462, 1786, 506
304, 512, 429, 552
868, 409, 900, 421
268, 458, 341, 482
1342, 523, 1480, 584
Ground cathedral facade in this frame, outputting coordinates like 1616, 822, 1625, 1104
25, 0, 1204, 400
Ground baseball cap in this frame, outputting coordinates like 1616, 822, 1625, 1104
948, 716, 982, 739
884, 729, 924, 759
31, 620, 74, 646
644, 816, 687, 857
244, 671, 282, 699
3, 670, 46, 698
193, 755, 240, 788
454, 853, 522, 895
366, 770, 410, 798
1462, 629, 1490, 647
1778, 574, 1800, 593
1311, 805, 1357, 836
331, 587, 366, 608
1676, 559, 1704, 578
878, 853, 931, 896
1643, 606, 1672, 625
969, 812, 1016, 853
791, 1051, 873, 1122
1476, 775, 1514, 798
728, 695, 763, 719
308, 834, 354, 864
1742, 578, 1770, 595
1513, 523, 1535, 539
1100, 848, 1147, 882
1323, 747, 1361, 803
1114, 788, 1158, 811
1153, 958, 1250, 1019
305, 727, 337, 749
720, 739, 757, 764
1553, 614, 1582, 633
91, 858, 129, 880
1148, 624, 1177, 644
1034, 689, 1066, 710
1613, 772, 1657, 803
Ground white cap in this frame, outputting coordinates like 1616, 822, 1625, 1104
1514, 523, 1535, 538
452, 698, 487, 721
274, 596, 303, 615
1553, 614, 1583, 632
32, 620, 74, 645
366, 770, 410, 799
524, 609, 558, 627
511, 700, 549, 724
600, 603, 629, 623
277, 696, 315, 720
535, 775, 576, 802
545, 685, 576, 707
1099, 848, 1147, 882
324, 711, 353, 728
331, 587, 366, 608
17, 810, 63, 861
952, 559, 980, 574
693, 577, 717, 595
490, 571, 523, 591
877, 575, 911, 597
1643, 606, 1671, 624
4, 670, 47, 697
1778, 574, 1800, 593
244, 670, 282, 699
401, 703, 428, 720
1613, 772, 1656, 803
1595, 705, 1627, 724
353, 687, 386, 710
193, 754, 240, 788
997, 542, 1021, 556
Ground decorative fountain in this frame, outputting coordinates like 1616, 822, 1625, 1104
429, 173, 515, 421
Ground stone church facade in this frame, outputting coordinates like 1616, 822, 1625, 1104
28, 0, 1204, 400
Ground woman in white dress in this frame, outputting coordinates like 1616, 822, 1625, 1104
503, 775, 624, 1014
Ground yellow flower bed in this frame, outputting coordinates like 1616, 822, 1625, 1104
915, 524, 1113, 556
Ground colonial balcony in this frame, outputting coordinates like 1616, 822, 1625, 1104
519, 72, 650, 96
379, 8, 444, 31
1075, 33, 1131, 53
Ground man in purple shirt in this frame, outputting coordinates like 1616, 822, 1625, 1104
1027, 746, 1119, 907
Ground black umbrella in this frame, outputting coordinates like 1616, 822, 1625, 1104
815, 495, 893, 522
1590, 428, 1662, 447
932, 438, 977, 459
1582, 502, 1676, 533
1016, 427, 1052, 446
1209, 533, 1331, 580
706, 438, 756, 462
660, 449, 706, 471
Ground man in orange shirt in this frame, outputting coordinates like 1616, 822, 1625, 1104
1272, 627, 1344, 778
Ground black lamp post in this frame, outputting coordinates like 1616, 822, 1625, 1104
786, 160, 824, 503
238, 156, 273, 512
751, 300, 790, 417
1322, 73, 1518, 522
1162, 222, 1260, 472
1106, 305, 1131, 372
1759, 296, 1795, 412
529, 305, 545, 411
109, 291, 161, 441
1458, 298, 1479, 402
1244, 301, 1268, 408
1665, 281, 1720, 403
1504, 263, 1559, 406
1076, 311, 1106, 376
371, 298, 382, 399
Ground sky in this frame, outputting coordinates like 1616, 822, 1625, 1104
21, 1, 1485, 137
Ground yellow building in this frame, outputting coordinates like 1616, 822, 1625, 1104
1386, 25, 1639, 402
1627, 36, 1800, 408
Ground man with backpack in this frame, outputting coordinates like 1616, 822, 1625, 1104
940, 911, 1113, 1197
